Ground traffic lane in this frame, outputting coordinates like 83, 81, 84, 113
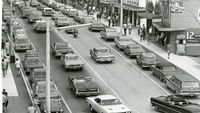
57, 28, 168, 113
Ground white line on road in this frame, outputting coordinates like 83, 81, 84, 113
54, 29, 141, 113
95, 36, 170, 95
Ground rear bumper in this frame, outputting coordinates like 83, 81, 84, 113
96, 57, 115, 62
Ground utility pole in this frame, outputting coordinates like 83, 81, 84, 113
46, 18, 51, 113
10, 0, 13, 57
120, 0, 123, 35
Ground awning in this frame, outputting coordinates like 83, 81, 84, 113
137, 13, 162, 19
153, 22, 186, 31
114, 3, 145, 12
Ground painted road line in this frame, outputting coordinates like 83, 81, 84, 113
54, 29, 140, 113
95, 36, 170, 95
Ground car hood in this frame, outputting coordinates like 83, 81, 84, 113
102, 104, 131, 112
57, 21, 69, 23
74, 83, 98, 90
162, 70, 178, 75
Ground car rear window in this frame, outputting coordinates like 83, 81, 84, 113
182, 82, 200, 88
101, 99, 121, 106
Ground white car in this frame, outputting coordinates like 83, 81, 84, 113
87, 95, 131, 113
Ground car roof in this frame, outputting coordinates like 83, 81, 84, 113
157, 62, 175, 67
94, 47, 109, 50
129, 43, 141, 47
119, 35, 132, 39
172, 72, 199, 81
26, 56, 40, 60
44, 7, 52, 9
33, 68, 46, 72
64, 53, 78, 57
97, 95, 117, 100
142, 53, 156, 57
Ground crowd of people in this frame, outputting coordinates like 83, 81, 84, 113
2, 39, 10, 78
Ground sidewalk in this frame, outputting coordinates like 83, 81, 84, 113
99, 18, 200, 81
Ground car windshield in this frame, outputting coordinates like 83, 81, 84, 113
26, 58, 40, 65
66, 55, 79, 60
119, 37, 132, 41
101, 99, 121, 106
74, 77, 94, 84
163, 67, 176, 71
16, 38, 29, 43
38, 83, 56, 92
55, 43, 68, 50
130, 46, 141, 49
95, 49, 110, 54
182, 82, 200, 88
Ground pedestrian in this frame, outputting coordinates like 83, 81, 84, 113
142, 24, 146, 40
4, 56, 9, 75
2, 93, 8, 113
5, 40, 10, 55
140, 28, 143, 42
123, 23, 128, 36
115, 14, 119, 26
2, 89, 8, 96
2, 59, 7, 77
128, 22, 132, 34
28, 103, 36, 113
15, 58, 21, 77
33, 95, 39, 107
146, 33, 151, 45
108, 16, 111, 27
2, 39, 6, 55
4, 93, 9, 112
148, 26, 153, 37
167, 44, 171, 59
112, 16, 115, 27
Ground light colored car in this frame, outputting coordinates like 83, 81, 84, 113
29, 68, 46, 87
32, 81, 61, 103
67, 8, 78, 17
100, 28, 121, 40
136, 53, 159, 69
24, 50, 39, 61
36, 4, 45, 11
68, 76, 99, 96
33, 20, 46, 32
124, 43, 145, 58
81, 15, 95, 24
28, 12, 40, 23
52, 12, 64, 20
55, 17, 69, 27
40, 99, 63, 113
30, 0, 40, 7
22, 7, 31, 18
54, 4, 65, 11
114, 36, 136, 51
90, 47, 115, 63
23, 57, 44, 74
88, 21, 105, 32
51, 42, 73, 57
62, 6, 73, 15
61, 53, 84, 70
74, 12, 87, 23
13, 29, 26, 39
87, 95, 131, 113
42, 8, 54, 16
14, 35, 32, 51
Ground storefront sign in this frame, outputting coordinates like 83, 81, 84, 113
186, 32, 200, 43
123, 0, 139, 6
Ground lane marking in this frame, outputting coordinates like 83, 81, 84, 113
95, 36, 170, 95
54, 29, 140, 113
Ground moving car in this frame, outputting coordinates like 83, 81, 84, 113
14, 35, 32, 51
51, 42, 73, 57
114, 36, 135, 51
136, 53, 159, 69
164, 73, 200, 96
90, 47, 115, 63
52, 12, 64, 20
80, 15, 95, 24
32, 81, 61, 103
61, 53, 84, 70
23, 57, 44, 74
124, 44, 145, 58
150, 95, 200, 113
55, 17, 69, 27
33, 20, 46, 32
150, 63, 177, 81
40, 99, 63, 113
88, 21, 105, 32
30, 68, 46, 87
87, 95, 131, 113
68, 76, 100, 96
28, 13, 40, 23
100, 28, 120, 41
65, 28, 77, 34
42, 8, 53, 16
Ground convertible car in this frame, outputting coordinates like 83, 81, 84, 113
150, 95, 200, 113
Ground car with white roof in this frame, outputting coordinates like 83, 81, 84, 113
100, 28, 121, 41
13, 29, 27, 39
55, 17, 69, 27
51, 42, 73, 57
136, 53, 159, 69
42, 8, 54, 16
14, 35, 32, 51
114, 36, 136, 51
52, 12, 64, 20
33, 20, 46, 32
87, 95, 131, 113
88, 20, 105, 32
80, 15, 95, 24
124, 43, 145, 58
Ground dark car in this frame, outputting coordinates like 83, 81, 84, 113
150, 95, 200, 113
124, 44, 145, 58
68, 76, 100, 96
23, 57, 44, 74
136, 53, 159, 69
150, 63, 177, 81
65, 28, 77, 34
90, 47, 115, 63
51, 42, 73, 57
40, 99, 63, 113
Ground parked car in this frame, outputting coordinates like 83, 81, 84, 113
150, 95, 200, 113
14, 35, 32, 51
23, 57, 44, 74
124, 44, 145, 58
61, 53, 84, 70
74, 12, 86, 23
27, 12, 40, 23
100, 28, 120, 41
114, 36, 135, 51
24, 50, 39, 61
51, 42, 73, 57
32, 81, 61, 103
22, 7, 30, 18
164, 72, 200, 96
87, 95, 131, 113
36, 4, 45, 11
150, 63, 177, 81
52, 12, 64, 20
80, 15, 95, 24
67, 8, 78, 17
55, 17, 69, 27
33, 20, 46, 32
42, 8, 54, 16
3, 8, 11, 22
13, 29, 27, 39
68, 76, 99, 96
30, 0, 40, 7
88, 21, 105, 32
90, 47, 115, 63
54, 3, 65, 11
65, 28, 77, 34
30, 68, 46, 87
40, 99, 63, 113
136, 53, 159, 69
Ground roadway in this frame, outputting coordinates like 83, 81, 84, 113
14, 3, 200, 113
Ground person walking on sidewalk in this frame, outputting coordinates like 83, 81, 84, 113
139, 28, 143, 42
123, 23, 128, 36
108, 16, 111, 27
15, 58, 21, 77
112, 16, 115, 27
2, 39, 6, 56
142, 24, 146, 40
167, 44, 171, 59
128, 22, 132, 35
28, 103, 37, 113
2, 59, 7, 77
5, 40, 10, 55
2, 89, 8, 113
4, 56, 9, 75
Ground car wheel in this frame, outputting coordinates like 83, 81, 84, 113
89, 105, 94, 113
